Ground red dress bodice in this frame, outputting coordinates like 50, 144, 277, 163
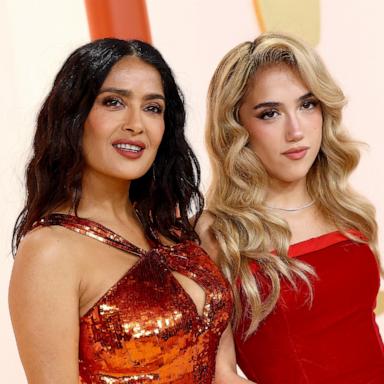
235, 232, 384, 384
34, 214, 233, 384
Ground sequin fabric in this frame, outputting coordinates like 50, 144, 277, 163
33, 214, 232, 384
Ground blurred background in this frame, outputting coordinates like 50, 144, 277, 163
1, 0, 383, 381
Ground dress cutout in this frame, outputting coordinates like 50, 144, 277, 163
235, 232, 384, 384
34, 214, 232, 384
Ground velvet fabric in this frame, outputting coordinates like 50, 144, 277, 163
235, 232, 384, 383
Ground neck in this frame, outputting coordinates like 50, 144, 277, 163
76, 168, 134, 222
265, 177, 312, 209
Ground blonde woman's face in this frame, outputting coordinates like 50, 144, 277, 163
239, 65, 322, 184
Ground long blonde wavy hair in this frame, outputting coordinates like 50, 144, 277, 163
205, 32, 380, 338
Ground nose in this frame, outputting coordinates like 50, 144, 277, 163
285, 113, 304, 142
122, 107, 144, 134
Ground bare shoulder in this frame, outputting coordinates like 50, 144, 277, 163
9, 226, 81, 382
14, 225, 80, 274
195, 210, 216, 233
195, 210, 221, 262
18, 225, 70, 253
10, 225, 82, 304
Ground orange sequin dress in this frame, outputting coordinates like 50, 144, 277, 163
34, 214, 232, 384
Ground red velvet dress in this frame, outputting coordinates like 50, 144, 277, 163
33, 214, 233, 384
235, 232, 384, 383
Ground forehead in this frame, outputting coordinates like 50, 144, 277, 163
102, 56, 163, 91
245, 64, 309, 100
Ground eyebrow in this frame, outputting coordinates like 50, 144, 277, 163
98, 87, 165, 101
253, 92, 314, 110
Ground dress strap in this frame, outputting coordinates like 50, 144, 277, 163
32, 213, 145, 257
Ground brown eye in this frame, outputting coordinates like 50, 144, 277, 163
102, 96, 124, 108
144, 104, 163, 114
258, 110, 279, 120
301, 100, 318, 110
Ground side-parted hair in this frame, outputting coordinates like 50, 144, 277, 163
13, 38, 203, 253
205, 32, 380, 338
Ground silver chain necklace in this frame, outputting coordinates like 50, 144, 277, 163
265, 200, 315, 212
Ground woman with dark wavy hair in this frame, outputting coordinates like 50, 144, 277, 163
9, 39, 233, 384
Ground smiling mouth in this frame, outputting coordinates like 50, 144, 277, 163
113, 143, 143, 153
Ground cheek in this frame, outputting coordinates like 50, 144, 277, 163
247, 126, 277, 158
158, 125, 166, 144
83, 112, 114, 149
312, 114, 323, 143
149, 121, 165, 147
82, 122, 111, 166
82, 123, 95, 150
83, 114, 101, 143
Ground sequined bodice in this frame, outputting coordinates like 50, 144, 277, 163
34, 214, 232, 384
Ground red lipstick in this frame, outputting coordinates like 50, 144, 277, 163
112, 139, 146, 160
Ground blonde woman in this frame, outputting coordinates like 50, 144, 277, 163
199, 32, 384, 383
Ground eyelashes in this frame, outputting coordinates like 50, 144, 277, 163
144, 105, 163, 114
100, 96, 164, 114
257, 99, 320, 120
301, 99, 319, 110
102, 96, 123, 108
258, 110, 279, 120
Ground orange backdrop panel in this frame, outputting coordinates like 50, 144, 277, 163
84, 0, 151, 42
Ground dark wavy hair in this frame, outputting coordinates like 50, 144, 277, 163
13, 38, 204, 254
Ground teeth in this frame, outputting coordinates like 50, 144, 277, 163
114, 143, 142, 152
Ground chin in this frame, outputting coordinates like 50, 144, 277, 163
104, 167, 151, 182
123, 170, 151, 181
271, 172, 308, 185
115, 163, 154, 181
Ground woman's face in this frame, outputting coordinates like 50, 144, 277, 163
82, 56, 165, 183
239, 64, 323, 185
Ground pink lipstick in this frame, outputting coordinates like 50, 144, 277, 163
282, 146, 309, 160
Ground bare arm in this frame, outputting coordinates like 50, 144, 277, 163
196, 212, 256, 383
9, 227, 80, 383
215, 325, 256, 383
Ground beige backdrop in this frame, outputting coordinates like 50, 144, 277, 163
1, 1, 383, 381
